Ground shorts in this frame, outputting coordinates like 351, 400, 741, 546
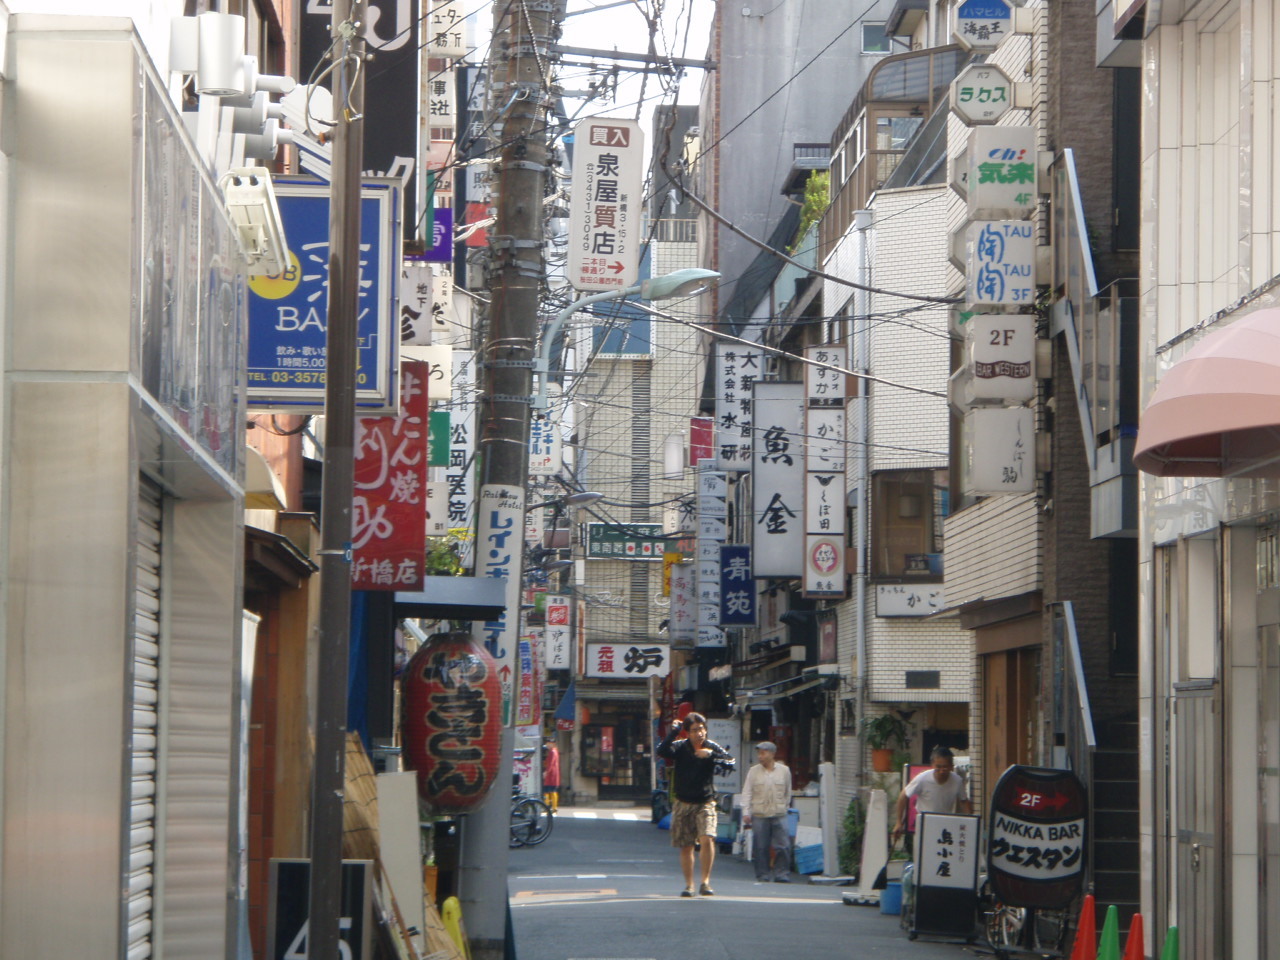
670, 798, 718, 848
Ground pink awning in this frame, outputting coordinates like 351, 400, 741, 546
1134, 308, 1280, 477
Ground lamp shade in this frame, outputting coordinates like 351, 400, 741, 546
402, 631, 503, 813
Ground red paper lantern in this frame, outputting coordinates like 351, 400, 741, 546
402, 631, 503, 814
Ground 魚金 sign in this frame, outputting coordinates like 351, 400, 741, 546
567, 117, 644, 290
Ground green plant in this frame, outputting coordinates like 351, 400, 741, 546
424, 536, 464, 576
788, 170, 829, 254
838, 792, 866, 877
860, 713, 908, 750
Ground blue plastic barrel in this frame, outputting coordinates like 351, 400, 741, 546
879, 880, 903, 915
785, 808, 800, 837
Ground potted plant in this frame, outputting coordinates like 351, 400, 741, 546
861, 714, 908, 773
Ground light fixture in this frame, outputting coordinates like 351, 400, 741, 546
221, 168, 289, 276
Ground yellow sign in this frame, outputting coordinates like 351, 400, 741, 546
247, 249, 301, 300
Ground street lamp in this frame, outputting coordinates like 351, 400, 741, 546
532, 268, 721, 409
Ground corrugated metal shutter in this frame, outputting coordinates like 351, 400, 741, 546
128, 480, 162, 960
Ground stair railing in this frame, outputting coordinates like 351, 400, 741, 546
1049, 600, 1097, 894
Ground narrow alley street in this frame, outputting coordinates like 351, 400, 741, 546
509, 807, 981, 960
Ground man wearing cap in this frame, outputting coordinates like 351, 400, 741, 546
741, 741, 793, 883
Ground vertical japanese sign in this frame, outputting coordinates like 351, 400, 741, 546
963, 126, 1037, 218
964, 407, 1034, 495
752, 382, 806, 577
966, 220, 1035, 309
444, 349, 477, 553
472, 484, 526, 725
401, 260, 435, 345
689, 416, 714, 466
567, 117, 644, 290
719, 544, 756, 626
963, 315, 1035, 403
696, 463, 727, 646
352, 362, 429, 590
911, 812, 982, 939
669, 561, 697, 648
426, 0, 469, 57
715, 344, 764, 471
545, 596, 571, 669
804, 345, 848, 598
516, 632, 541, 726
529, 387, 562, 475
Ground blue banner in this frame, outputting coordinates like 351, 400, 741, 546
247, 177, 400, 411
719, 544, 756, 626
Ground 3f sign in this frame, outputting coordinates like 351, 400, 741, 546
285, 918, 354, 960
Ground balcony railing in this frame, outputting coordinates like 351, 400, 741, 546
1049, 601, 1097, 893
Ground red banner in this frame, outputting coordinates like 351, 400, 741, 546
689, 416, 713, 466
352, 361, 430, 590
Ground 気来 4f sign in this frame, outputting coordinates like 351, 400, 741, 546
567, 117, 644, 291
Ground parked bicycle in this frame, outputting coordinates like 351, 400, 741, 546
509, 776, 553, 848
979, 878, 1072, 958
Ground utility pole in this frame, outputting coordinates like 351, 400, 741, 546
461, 2, 563, 958
309, 3, 366, 960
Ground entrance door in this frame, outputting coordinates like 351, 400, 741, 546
1172, 683, 1222, 957
1261, 624, 1280, 960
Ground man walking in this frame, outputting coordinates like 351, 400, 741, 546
741, 741, 793, 883
656, 712, 735, 897
892, 745, 972, 855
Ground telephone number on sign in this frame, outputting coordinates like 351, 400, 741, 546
249, 371, 369, 385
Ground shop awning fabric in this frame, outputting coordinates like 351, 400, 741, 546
1134, 308, 1280, 478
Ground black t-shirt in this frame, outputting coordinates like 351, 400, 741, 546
657, 731, 733, 803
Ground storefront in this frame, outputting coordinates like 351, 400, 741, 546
575, 686, 653, 801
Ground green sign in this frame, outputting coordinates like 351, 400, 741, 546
429, 410, 450, 466
586, 522, 666, 559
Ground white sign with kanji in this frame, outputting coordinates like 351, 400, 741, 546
567, 117, 644, 290
916, 813, 980, 890
585, 642, 669, 678
952, 0, 1013, 52
964, 407, 1035, 495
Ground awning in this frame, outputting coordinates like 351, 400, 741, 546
394, 576, 508, 621
1134, 308, 1280, 477
553, 682, 576, 721
738, 674, 826, 701
244, 444, 288, 510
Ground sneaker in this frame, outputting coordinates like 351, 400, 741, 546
774, 875, 791, 883
700, 883, 715, 896
681, 888, 694, 898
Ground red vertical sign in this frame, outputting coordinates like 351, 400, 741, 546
689, 416, 713, 466
352, 361, 430, 590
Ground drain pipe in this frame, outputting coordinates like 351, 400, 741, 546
852, 208, 872, 783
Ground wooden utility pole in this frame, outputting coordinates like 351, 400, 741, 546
460, 2, 563, 957
309, 3, 366, 959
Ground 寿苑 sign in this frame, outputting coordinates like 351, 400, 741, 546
964, 407, 1035, 495
586, 522, 666, 559
567, 117, 644, 290
716, 345, 764, 470
752, 382, 806, 578
247, 178, 400, 413
966, 220, 1036, 309
964, 126, 1038, 218
951, 63, 1013, 125
952, 0, 1013, 51
987, 765, 1088, 909
585, 642, 669, 679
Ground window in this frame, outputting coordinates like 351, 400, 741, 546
870, 469, 947, 579
862, 23, 890, 54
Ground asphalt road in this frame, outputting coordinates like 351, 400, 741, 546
507, 806, 986, 960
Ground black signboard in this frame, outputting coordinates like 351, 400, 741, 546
987, 765, 1087, 910
266, 859, 372, 960
301, 0, 420, 236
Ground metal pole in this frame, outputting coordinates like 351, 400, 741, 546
459, 2, 562, 957
309, 3, 366, 959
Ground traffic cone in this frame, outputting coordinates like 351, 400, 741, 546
1098, 904, 1121, 960
1122, 913, 1145, 960
1069, 894, 1097, 960
1160, 926, 1179, 960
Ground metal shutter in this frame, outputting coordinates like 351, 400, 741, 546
127, 480, 162, 960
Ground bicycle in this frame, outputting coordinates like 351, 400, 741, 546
509, 779, 554, 848
979, 878, 1072, 958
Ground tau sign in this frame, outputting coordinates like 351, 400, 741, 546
951, 63, 1013, 126
567, 117, 644, 290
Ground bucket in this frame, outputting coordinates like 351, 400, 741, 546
880, 880, 903, 915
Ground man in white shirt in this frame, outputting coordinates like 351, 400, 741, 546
741, 741, 794, 882
892, 745, 972, 855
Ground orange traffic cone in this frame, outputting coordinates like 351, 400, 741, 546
1069, 894, 1097, 960
1122, 913, 1145, 960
